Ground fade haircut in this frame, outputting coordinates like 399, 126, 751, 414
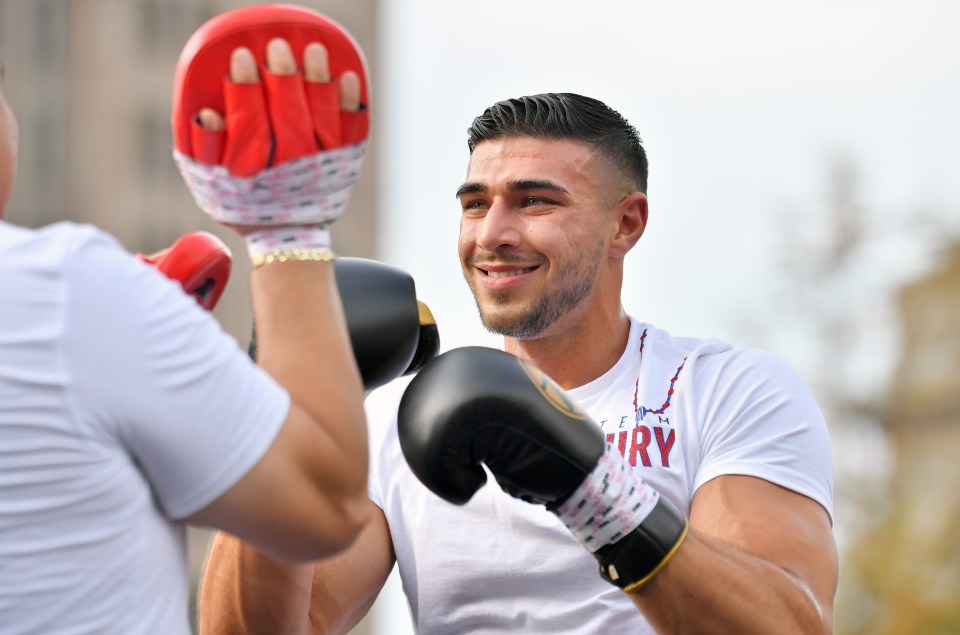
466, 93, 648, 193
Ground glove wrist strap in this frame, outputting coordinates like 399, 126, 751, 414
594, 495, 688, 593
554, 443, 688, 592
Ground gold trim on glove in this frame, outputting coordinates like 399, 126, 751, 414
621, 523, 689, 594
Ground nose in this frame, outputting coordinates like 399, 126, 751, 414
475, 200, 521, 252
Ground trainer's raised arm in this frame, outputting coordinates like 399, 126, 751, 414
172, 4, 372, 563
174, 6, 379, 634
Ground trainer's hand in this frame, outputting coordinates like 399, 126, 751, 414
193, 38, 364, 177
173, 7, 371, 263
136, 232, 232, 311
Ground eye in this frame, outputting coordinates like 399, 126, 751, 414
521, 196, 551, 207
460, 198, 488, 213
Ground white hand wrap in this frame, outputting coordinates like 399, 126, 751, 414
555, 443, 660, 553
245, 225, 333, 259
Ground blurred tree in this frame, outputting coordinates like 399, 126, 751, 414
843, 243, 960, 634
751, 158, 960, 634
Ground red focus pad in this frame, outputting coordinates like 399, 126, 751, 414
304, 81, 342, 150
137, 232, 233, 312
341, 110, 370, 147
172, 4, 370, 171
262, 71, 317, 165
190, 119, 225, 165
221, 80, 273, 177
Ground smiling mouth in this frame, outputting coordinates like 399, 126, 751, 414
482, 266, 538, 279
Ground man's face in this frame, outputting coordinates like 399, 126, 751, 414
457, 136, 619, 340
0, 63, 18, 218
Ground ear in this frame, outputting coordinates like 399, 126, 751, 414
609, 192, 647, 258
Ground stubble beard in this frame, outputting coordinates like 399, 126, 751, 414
466, 238, 604, 340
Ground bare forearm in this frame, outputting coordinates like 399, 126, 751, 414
251, 260, 367, 493
199, 532, 315, 635
630, 531, 832, 635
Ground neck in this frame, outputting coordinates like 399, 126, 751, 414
503, 304, 631, 390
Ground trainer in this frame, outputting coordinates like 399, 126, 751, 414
0, 11, 372, 634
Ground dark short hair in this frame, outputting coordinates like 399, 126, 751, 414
466, 93, 648, 193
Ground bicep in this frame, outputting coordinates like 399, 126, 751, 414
690, 475, 838, 618
187, 401, 370, 563
308, 504, 396, 635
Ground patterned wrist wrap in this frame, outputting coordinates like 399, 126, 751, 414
173, 142, 366, 226
245, 225, 332, 259
555, 443, 688, 592
555, 443, 660, 552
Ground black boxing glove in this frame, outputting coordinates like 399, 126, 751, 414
398, 346, 687, 593
248, 257, 440, 391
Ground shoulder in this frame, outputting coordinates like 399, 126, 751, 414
633, 319, 800, 387
697, 344, 794, 372
0, 221, 121, 263
632, 319, 734, 364
633, 319, 822, 428
34, 221, 119, 252
673, 343, 833, 509
51, 223, 191, 318
690, 346, 812, 402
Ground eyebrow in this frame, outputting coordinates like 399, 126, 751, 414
455, 179, 570, 199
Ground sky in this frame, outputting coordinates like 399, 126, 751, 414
375, 0, 960, 351
363, 1, 960, 631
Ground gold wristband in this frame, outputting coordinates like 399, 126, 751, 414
251, 247, 337, 269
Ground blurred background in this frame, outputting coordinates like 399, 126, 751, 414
2, 0, 959, 633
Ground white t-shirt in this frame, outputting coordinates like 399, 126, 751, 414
366, 316, 833, 634
0, 222, 290, 634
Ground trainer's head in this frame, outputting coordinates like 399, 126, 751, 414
466, 93, 648, 194
0, 61, 18, 219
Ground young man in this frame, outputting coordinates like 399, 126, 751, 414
200, 93, 837, 634
0, 37, 371, 634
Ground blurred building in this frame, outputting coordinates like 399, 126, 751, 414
0, 0, 378, 335
0, 1, 379, 632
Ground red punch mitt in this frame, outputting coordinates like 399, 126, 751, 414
172, 3, 369, 174
137, 232, 232, 312
172, 4, 370, 261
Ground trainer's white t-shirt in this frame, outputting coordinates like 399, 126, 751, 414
0, 222, 290, 634
366, 316, 833, 634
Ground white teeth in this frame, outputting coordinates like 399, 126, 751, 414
487, 267, 535, 279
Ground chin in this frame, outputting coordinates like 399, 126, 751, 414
472, 286, 552, 339
479, 308, 547, 340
